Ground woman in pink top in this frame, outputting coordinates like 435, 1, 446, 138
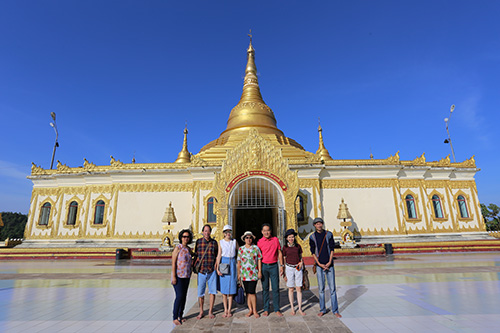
171, 229, 193, 326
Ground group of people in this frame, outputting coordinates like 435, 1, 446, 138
171, 217, 341, 326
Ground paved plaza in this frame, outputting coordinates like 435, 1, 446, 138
1, 252, 500, 332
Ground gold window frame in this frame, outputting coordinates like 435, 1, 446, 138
402, 189, 422, 223
37, 198, 56, 229
428, 190, 448, 223
90, 195, 110, 228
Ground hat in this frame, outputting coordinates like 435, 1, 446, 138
241, 231, 255, 241
313, 217, 324, 224
284, 229, 297, 238
222, 225, 232, 232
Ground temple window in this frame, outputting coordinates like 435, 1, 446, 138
432, 195, 444, 219
39, 202, 51, 225
457, 195, 469, 218
94, 200, 105, 225
296, 195, 305, 222
405, 195, 417, 219
207, 197, 217, 223
67, 201, 78, 225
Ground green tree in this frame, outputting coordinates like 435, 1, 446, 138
0, 212, 28, 241
481, 203, 500, 231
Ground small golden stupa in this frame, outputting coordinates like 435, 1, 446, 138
161, 202, 177, 248
337, 198, 356, 248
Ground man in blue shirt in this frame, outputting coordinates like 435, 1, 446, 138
309, 217, 342, 318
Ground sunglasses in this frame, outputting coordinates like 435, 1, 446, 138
181, 235, 190, 238
244, 236, 253, 239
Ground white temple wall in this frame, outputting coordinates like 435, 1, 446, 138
321, 187, 398, 232
114, 191, 192, 235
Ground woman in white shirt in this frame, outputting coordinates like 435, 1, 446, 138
216, 224, 238, 318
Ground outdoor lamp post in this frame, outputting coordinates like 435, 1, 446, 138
49, 112, 59, 169
444, 104, 456, 163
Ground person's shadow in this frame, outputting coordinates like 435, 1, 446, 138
338, 285, 368, 312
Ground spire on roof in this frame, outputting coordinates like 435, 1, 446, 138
175, 123, 191, 163
219, 31, 284, 138
316, 118, 333, 161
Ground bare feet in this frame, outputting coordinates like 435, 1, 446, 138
173, 319, 181, 326
245, 311, 253, 317
317, 312, 325, 317
227, 312, 233, 318
334, 313, 342, 318
208, 313, 215, 319
262, 311, 269, 317
196, 312, 204, 320
275, 311, 283, 317
291, 309, 296, 316
181, 318, 186, 323
254, 312, 260, 318
299, 310, 306, 316
222, 313, 228, 318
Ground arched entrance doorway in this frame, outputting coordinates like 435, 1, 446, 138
228, 177, 285, 245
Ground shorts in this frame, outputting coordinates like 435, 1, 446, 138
285, 265, 303, 288
242, 280, 257, 294
197, 270, 217, 297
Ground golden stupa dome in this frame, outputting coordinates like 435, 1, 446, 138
197, 37, 310, 161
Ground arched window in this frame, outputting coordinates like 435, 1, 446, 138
207, 197, 216, 223
39, 202, 51, 225
94, 200, 105, 225
405, 195, 417, 219
296, 195, 305, 222
432, 195, 444, 219
67, 201, 78, 225
457, 195, 469, 218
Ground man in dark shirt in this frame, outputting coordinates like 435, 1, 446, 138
194, 224, 218, 319
309, 217, 341, 318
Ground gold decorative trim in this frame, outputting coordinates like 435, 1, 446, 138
391, 182, 406, 234
212, 129, 299, 240
321, 179, 394, 189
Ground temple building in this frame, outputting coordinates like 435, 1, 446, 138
23, 39, 488, 254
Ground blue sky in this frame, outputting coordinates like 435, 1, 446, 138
1, 1, 499, 214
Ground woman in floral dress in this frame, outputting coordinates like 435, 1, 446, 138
171, 229, 193, 326
237, 231, 263, 318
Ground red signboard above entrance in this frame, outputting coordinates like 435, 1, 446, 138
225, 171, 287, 192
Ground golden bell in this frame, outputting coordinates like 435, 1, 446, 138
337, 198, 352, 220
162, 202, 177, 223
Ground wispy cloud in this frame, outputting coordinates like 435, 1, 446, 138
0, 160, 29, 180
458, 92, 490, 145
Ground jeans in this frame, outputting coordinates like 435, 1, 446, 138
262, 263, 280, 312
317, 266, 339, 314
173, 277, 190, 320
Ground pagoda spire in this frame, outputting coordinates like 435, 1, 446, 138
175, 123, 191, 163
316, 119, 333, 161
219, 32, 284, 138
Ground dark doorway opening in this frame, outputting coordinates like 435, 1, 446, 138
234, 208, 278, 246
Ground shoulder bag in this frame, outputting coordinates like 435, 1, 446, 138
193, 240, 210, 274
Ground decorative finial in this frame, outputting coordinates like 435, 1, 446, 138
175, 123, 191, 163
316, 119, 333, 161
132, 151, 136, 164
370, 148, 374, 159
248, 29, 252, 43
